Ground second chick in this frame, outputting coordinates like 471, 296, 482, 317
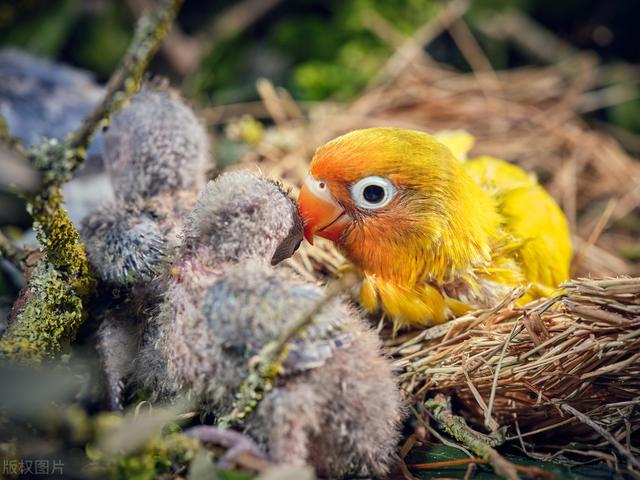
136, 170, 404, 478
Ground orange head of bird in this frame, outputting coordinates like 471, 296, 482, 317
298, 128, 465, 248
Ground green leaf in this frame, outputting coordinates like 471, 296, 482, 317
219, 470, 254, 480
406, 444, 614, 479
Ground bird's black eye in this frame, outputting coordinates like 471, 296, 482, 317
351, 176, 396, 210
363, 185, 385, 203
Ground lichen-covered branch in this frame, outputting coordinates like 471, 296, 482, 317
426, 394, 519, 480
0, 0, 183, 362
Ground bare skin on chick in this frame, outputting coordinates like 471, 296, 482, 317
136, 170, 404, 478
80, 85, 210, 409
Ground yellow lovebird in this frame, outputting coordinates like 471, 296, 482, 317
298, 128, 572, 328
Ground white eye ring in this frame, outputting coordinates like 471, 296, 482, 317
351, 176, 396, 210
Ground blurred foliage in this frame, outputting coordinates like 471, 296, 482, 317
65, 2, 131, 78
610, 98, 640, 134
271, 0, 439, 100
0, 0, 77, 57
189, 0, 438, 102
89, 432, 200, 480
0, 0, 639, 132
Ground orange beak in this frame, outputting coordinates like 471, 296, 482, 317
298, 178, 349, 245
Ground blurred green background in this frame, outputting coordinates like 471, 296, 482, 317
0, 0, 638, 131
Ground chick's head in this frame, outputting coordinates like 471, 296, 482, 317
104, 86, 210, 200
183, 170, 303, 265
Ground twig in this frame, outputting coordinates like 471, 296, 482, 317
409, 456, 555, 479
561, 403, 640, 470
571, 199, 617, 277
217, 273, 358, 427
464, 463, 476, 480
579, 84, 640, 113
426, 394, 519, 480
361, 8, 408, 49
194, 0, 282, 49
0, 115, 41, 193
486, 321, 521, 430
413, 404, 475, 459
130, 0, 281, 77
476, 10, 578, 65
0, 116, 27, 156
463, 367, 499, 432
370, 0, 469, 87
256, 78, 289, 126
447, 17, 497, 76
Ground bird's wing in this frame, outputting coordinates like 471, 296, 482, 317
277, 290, 356, 375
498, 185, 572, 291
281, 331, 354, 374
465, 155, 572, 294
433, 130, 476, 161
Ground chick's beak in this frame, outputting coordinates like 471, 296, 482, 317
298, 179, 349, 245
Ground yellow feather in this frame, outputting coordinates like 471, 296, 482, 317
433, 129, 476, 161
464, 155, 572, 302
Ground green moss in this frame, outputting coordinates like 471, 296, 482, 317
0, 115, 12, 143
0, 1, 182, 364
88, 430, 200, 480
113, 434, 199, 480
0, 0, 77, 58
0, 150, 94, 361
30, 188, 92, 286
0, 260, 86, 361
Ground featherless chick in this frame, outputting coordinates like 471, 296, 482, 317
134, 170, 302, 397
136, 170, 404, 477
80, 85, 210, 408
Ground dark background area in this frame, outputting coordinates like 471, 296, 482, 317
1, 0, 638, 118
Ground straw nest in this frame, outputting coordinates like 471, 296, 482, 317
385, 277, 640, 444
206, 36, 640, 456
